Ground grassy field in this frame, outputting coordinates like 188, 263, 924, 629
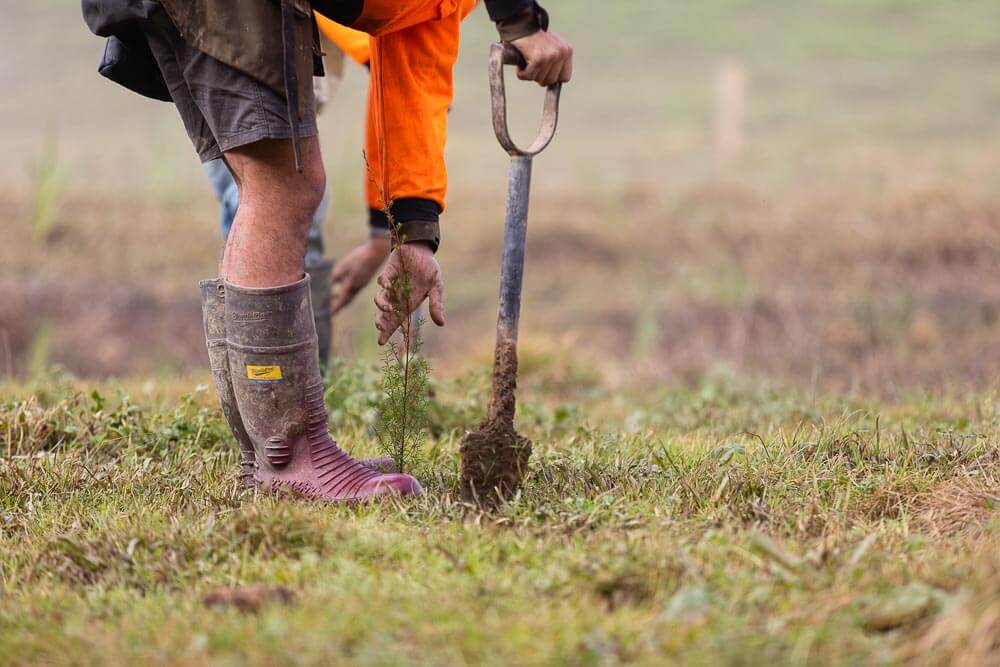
2, 364, 999, 664
2, 0, 1000, 664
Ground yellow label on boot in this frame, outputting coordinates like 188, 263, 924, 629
247, 365, 283, 381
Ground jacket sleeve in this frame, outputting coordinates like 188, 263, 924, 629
483, 0, 535, 21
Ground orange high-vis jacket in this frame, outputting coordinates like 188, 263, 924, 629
359, 0, 478, 220
315, 14, 372, 66
313, 0, 479, 239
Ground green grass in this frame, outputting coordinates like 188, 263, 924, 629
27, 134, 66, 245
2, 362, 998, 665
3, 2, 1000, 664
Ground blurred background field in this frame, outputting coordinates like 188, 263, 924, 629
3, 0, 1000, 397
4, 3, 1000, 664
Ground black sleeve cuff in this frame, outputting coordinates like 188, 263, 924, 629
369, 207, 390, 234
495, 3, 549, 42
369, 198, 442, 252
484, 0, 535, 22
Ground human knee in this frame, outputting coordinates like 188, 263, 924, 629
294, 158, 327, 218
280, 140, 326, 224
226, 138, 326, 224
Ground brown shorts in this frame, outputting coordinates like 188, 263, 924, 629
144, 9, 317, 163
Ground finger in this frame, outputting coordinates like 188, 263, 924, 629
534, 51, 562, 86
427, 282, 445, 327
516, 59, 540, 82
332, 262, 348, 283
559, 56, 573, 83
331, 287, 356, 315
538, 59, 560, 87
376, 310, 402, 345
559, 47, 573, 83
377, 261, 399, 290
374, 289, 393, 314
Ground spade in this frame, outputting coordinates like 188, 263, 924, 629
459, 43, 562, 506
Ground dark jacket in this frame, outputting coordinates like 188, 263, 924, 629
82, 0, 320, 104
82, 0, 170, 101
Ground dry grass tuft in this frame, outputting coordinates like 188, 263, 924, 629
910, 475, 1000, 537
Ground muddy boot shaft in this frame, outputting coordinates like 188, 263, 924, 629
305, 258, 333, 372
200, 279, 256, 487
201, 278, 397, 485
224, 275, 419, 501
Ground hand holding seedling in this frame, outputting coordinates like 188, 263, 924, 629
331, 236, 392, 315
374, 242, 446, 345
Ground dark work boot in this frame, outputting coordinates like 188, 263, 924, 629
305, 258, 333, 372
224, 275, 419, 501
200, 278, 397, 485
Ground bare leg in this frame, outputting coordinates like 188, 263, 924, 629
221, 137, 326, 287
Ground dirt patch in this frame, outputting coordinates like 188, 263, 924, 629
0, 280, 205, 378
203, 584, 295, 612
460, 337, 532, 506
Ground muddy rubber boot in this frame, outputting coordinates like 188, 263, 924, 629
305, 258, 334, 372
201, 278, 397, 481
306, 260, 395, 473
200, 279, 256, 487
224, 275, 420, 501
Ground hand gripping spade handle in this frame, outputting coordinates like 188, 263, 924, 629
486, 43, 562, 420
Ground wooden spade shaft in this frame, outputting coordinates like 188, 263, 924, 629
485, 42, 561, 424
488, 155, 532, 423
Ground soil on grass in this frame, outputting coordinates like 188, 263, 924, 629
460, 337, 532, 506
203, 585, 295, 612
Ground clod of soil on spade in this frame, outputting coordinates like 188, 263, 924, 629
460, 416, 532, 506
460, 339, 532, 506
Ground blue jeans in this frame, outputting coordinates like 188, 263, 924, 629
203, 158, 328, 267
